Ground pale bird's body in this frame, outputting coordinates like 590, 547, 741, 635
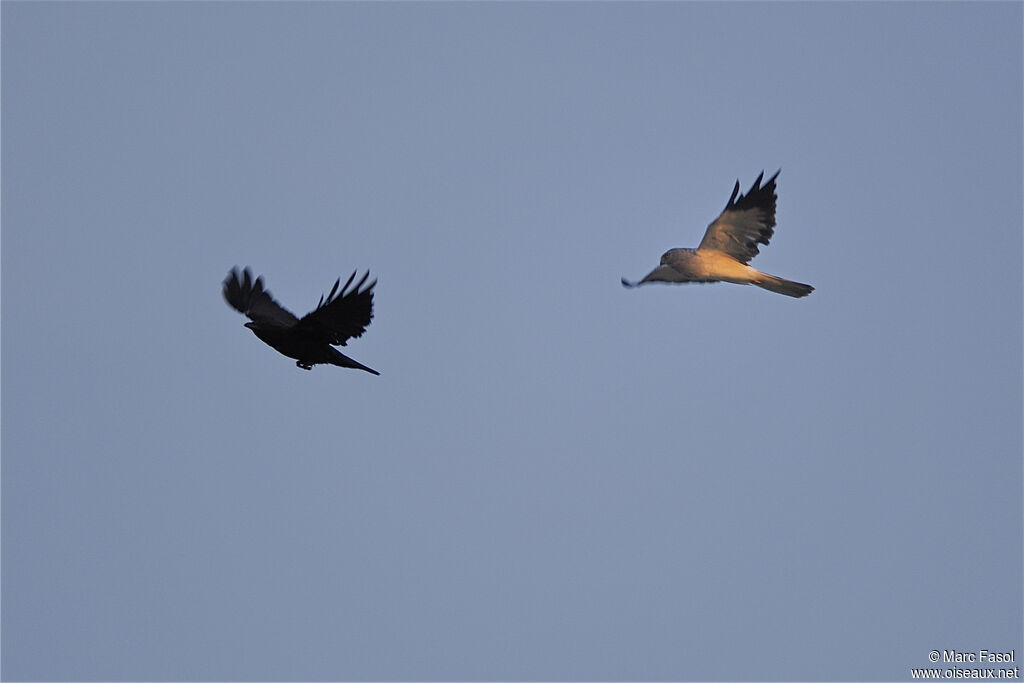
622, 170, 813, 298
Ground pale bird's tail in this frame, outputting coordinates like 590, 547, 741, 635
754, 273, 814, 298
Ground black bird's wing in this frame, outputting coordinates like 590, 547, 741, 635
697, 170, 779, 264
295, 271, 376, 346
223, 267, 299, 327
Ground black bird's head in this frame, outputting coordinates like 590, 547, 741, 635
243, 321, 276, 343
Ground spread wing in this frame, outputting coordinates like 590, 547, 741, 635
697, 170, 779, 264
295, 271, 375, 346
222, 267, 299, 327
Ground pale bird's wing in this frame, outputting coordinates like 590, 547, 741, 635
622, 257, 716, 287
223, 267, 300, 327
622, 264, 680, 287
698, 170, 779, 264
295, 271, 376, 346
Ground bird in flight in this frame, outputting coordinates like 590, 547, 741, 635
622, 170, 813, 297
223, 267, 379, 374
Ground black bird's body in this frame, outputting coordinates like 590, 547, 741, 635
223, 267, 379, 374
243, 323, 377, 373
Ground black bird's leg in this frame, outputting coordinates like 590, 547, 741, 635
296, 361, 313, 370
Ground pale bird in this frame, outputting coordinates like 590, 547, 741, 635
622, 170, 813, 298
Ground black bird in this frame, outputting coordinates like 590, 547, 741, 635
223, 267, 379, 374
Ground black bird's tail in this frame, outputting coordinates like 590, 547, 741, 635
331, 349, 380, 375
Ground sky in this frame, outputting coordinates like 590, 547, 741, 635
2, 2, 1021, 681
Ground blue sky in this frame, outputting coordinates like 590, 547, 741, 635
3, 2, 1021, 681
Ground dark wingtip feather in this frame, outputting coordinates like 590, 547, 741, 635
748, 170, 765, 194
347, 270, 370, 295
341, 271, 357, 294
223, 266, 250, 314
725, 180, 740, 209
339, 270, 356, 294
730, 170, 779, 215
